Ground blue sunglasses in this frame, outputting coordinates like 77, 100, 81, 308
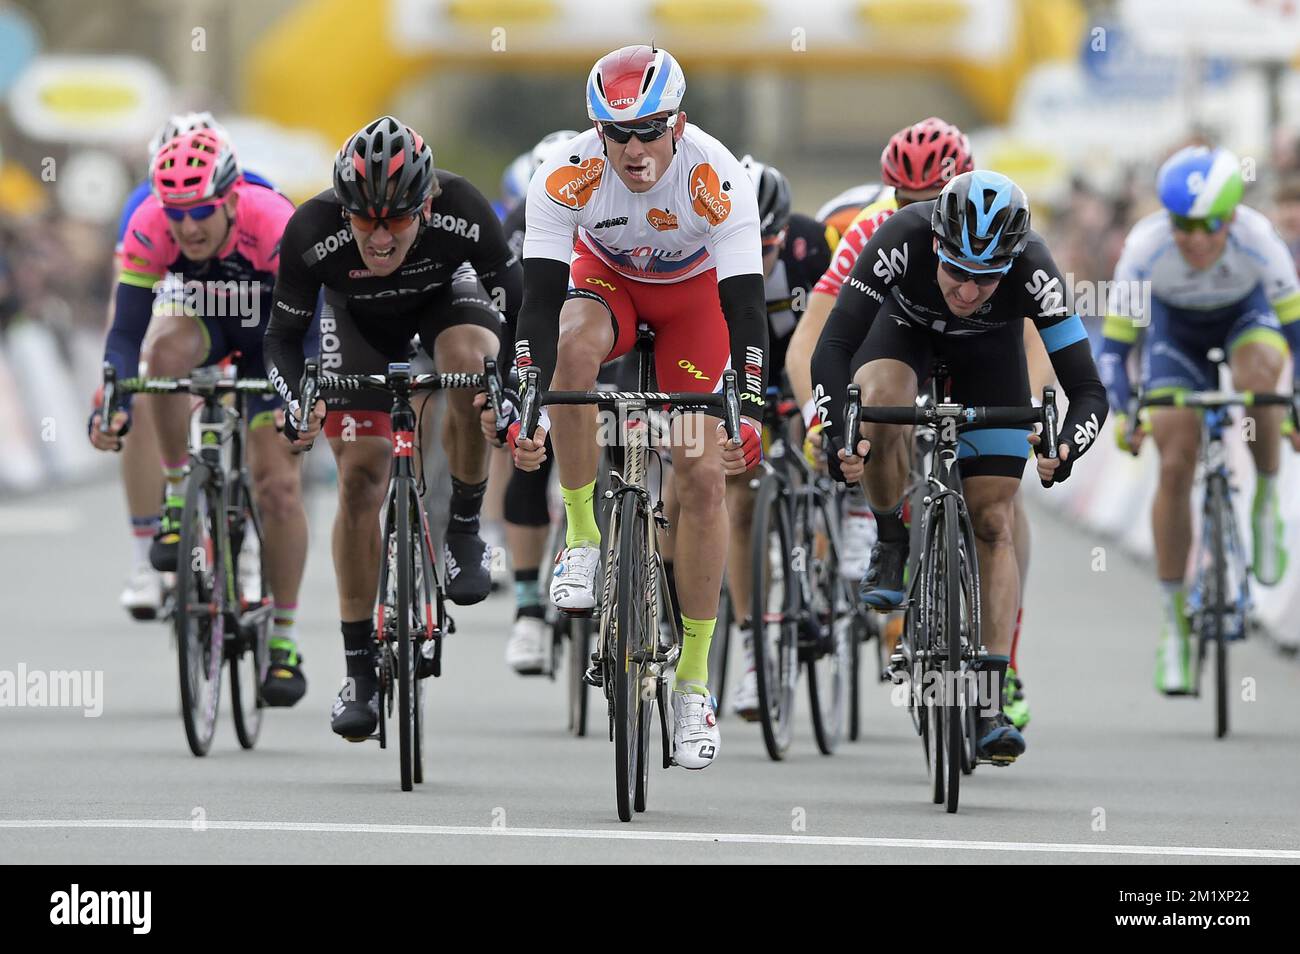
163, 202, 221, 222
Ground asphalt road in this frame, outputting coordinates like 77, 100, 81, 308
2, 478, 1299, 864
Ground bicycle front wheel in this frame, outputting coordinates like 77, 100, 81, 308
614, 491, 649, 821
807, 497, 850, 755
176, 465, 225, 757
940, 495, 964, 813
396, 481, 417, 792
751, 472, 799, 760
1205, 476, 1230, 739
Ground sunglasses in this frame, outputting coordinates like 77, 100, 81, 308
164, 202, 221, 222
938, 255, 1008, 287
599, 115, 674, 144
345, 210, 421, 235
1171, 213, 1227, 234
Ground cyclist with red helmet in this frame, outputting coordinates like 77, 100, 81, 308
790, 118, 1045, 729
264, 116, 522, 739
507, 45, 768, 770
90, 127, 311, 707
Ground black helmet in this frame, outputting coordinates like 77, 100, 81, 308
931, 170, 1030, 271
740, 155, 792, 241
333, 116, 436, 218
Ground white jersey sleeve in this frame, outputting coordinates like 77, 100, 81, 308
692, 137, 762, 281
1236, 205, 1300, 310
521, 150, 586, 265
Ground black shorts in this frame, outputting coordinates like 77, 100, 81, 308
319, 272, 501, 437
852, 298, 1031, 480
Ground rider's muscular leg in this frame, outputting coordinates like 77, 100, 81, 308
247, 425, 308, 606
725, 474, 758, 616
1232, 340, 1286, 475
549, 300, 614, 543
122, 397, 164, 514
856, 358, 917, 520
329, 436, 391, 622
670, 425, 728, 688
140, 314, 208, 466
785, 290, 835, 410
1150, 409, 1201, 581
434, 324, 499, 483
964, 476, 1020, 658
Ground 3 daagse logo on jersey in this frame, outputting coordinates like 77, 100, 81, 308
546, 158, 606, 210
647, 208, 678, 231
689, 163, 731, 226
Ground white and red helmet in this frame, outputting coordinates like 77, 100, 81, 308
586, 45, 686, 123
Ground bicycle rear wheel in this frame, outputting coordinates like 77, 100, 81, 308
176, 466, 225, 757
229, 484, 268, 750
751, 472, 799, 760
614, 491, 647, 821
412, 502, 437, 784
808, 497, 850, 755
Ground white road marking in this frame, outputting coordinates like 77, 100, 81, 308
1, 819, 1297, 858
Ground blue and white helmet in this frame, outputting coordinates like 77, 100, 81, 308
586, 45, 686, 123
931, 170, 1031, 272
1157, 146, 1244, 220
500, 151, 534, 211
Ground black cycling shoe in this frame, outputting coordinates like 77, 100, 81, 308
330, 676, 379, 741
859, 539, 908, 609
149, 496, 185, 572
976, 710, 1026, 765
260, 641, 307, 707
443, 531, 492, 606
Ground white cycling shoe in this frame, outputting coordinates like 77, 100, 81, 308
549, 546, 600, 612
672, 687, 720, 770
120, 563, 163, 620
505, 614, 552, 675
730, 628, 760, 721
839, 497, 877, 582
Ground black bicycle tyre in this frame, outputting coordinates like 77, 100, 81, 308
751, 471, 798, 761
1208, 477, 1229, 739
807, 497, 849, 755
229, 484, 267, 750
941, 494, 963, 813
614, 491, 645, 822
412, 502, 436, 784
176, 465, 224, 757
396, 481, 415, 792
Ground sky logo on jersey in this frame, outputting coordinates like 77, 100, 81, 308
545, 157, 605, 210
1025, 268, 1067, 317
873, 244, 908, 283
648, 208, 678, 231
689, 164, 731, 226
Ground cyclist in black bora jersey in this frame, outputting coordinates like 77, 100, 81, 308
264, 116, 522, 739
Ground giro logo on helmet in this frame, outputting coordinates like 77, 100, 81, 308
609, 96, 638, 107
545, 157, 606, 210
689, 164, 731, 226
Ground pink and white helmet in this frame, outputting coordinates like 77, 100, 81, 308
586, 45, 686, 123
150, 128, 241, 206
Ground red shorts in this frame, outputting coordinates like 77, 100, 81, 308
569, 239, 730, 393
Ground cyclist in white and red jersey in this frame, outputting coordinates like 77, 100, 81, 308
507, 45, 768, 769
89, 128, 310, 706
790, 117, 1045, 730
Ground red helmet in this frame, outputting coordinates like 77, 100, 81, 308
880, 117, 973, 193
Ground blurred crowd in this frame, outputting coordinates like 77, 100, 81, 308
3, 126, 1300, 354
